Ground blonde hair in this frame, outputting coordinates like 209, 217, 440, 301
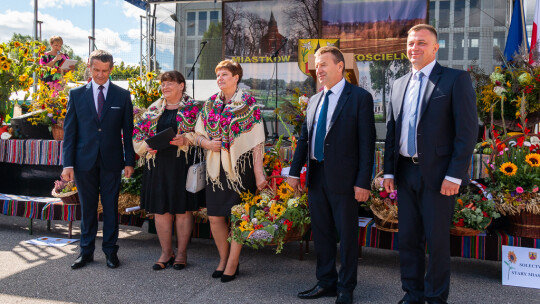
49, 36, 63, 45
408, 24, 438, 40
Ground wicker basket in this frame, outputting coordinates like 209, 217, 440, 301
51, 120, 64, 141
507, 211, 540, 239
450, 218, 492, 237
369, 171, 398, 232
51, 188, 80, 205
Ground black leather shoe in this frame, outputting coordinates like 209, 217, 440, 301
297, 284, 337, 299
220, 264, 240, 283
71, 254, 93, 269
105, 253, 120, 268
336, 291, 353, 304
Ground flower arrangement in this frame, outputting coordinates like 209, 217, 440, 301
486, 133, 540, 216
229, 182, 310, 253
0, 40, 45, 122
363, 174, 398, 232
53, 179, 77, 194
275, 88, 309, 135
51, 178, 79, 205
26, 72, 75, 126
128, 72, 160, 110
452, 182, 500, 233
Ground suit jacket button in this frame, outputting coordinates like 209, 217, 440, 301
98, 128, 102, 132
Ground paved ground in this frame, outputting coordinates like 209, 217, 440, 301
0, 215, 538, 304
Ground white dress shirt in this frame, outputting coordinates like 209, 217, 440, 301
92, 79, 110, 112
310, 77, 346, 160
384, 60, 461, 185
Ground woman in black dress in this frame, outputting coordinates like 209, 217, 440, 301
132, 71, 201, 270
189, 60, 267, 282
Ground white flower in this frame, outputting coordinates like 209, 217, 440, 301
530, 136, 540, 145
489, 71, 505, 84
299, 95, 309, 104
287, 198, 299, 208
251, 218, 258, 225
0, 132, 11, 140
493, 86, 506, 97
302, 42, 312, 50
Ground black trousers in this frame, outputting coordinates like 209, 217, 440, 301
74, 154, 122, 256
308, 160, 359, 293
396, 156, 455, 304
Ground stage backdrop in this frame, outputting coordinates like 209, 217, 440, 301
222, 0, 428, 122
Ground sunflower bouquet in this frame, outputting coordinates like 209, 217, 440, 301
229, 181, 310, 253
0, 40, 45, 122
128, 72, 160, 110
26, 72, 75, 126
486, 133, 540, 216
451, 182, 500, 235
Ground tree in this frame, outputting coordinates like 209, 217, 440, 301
198, 22, 223, 80
369, 59, 410, 120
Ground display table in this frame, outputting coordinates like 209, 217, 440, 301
358, 221, 540, 261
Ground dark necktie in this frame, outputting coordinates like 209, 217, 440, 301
97, 85, 105, 118
314, 90, 332, 161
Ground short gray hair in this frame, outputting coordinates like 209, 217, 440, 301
89, 50, 114, 68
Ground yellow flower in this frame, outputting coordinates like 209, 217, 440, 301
508, 251, 517, 263
270, 203, 285, 217
146, 72, 153, 80
499, 162, 518, 176
0, 56, 6, 63
147, 97, 152, 102
51, 68, 57, 74
277, 183, 293, 200
19, 74, 28, 82
251, 195, 261, 206
61, 109, 66, 117
40, 45, 47, 52
526, 153, 540, 167
137, 76, 141, 81
238, 220, 250, 232
13, 41, 21, 47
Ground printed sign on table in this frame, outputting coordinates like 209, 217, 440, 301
502, 245, 540, 289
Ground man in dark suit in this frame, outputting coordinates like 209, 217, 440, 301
287, 46, 375, 304
383, 24, 477, 304
61, 50, 135, 269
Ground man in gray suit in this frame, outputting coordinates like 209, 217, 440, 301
383, 24, 477, 304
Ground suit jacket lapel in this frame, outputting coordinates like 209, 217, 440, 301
328, 81, 351, 132
99, 82, 114, 121
84, 82, 99, 122
419, 62, 442, 120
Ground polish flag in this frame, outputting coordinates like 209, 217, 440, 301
530, 0, 540, 64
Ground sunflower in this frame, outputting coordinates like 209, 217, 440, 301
499, 162, 518, 176
59, 97, 68, 106
146, 72, 154, 80
277, 183, 293, 198
19, 74, 28, 82
508, 251, 517, 264
60, 109, 67, 117
525, 153, 540, 167
13, 41, 21, 47
2, 63, 9, 71
0, 56, 6, 62
270, 204, 285, 217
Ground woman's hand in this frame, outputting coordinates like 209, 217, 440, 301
54, 53, 63, 62
170, 135, 188, 147
207, 138, 222, 152
146, 146, 158, 155
256, 173, 268, 190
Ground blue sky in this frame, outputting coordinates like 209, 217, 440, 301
1, 0, 177, 68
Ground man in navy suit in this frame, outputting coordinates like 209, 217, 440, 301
62, 50, 135, 269
288, 46, 375, 304
383, 24, 477, 304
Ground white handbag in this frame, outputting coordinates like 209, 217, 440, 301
186, 149, 206, 193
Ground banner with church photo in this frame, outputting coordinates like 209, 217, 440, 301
222, 0, 319, 109
321, 0, 428, 121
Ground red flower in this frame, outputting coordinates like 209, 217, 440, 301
379, 191, 388, 198
455, 218, 465, 227
482, 211, 488, 217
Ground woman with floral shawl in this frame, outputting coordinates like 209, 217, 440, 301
187, 60, 267, 282
132, 71, 203, 271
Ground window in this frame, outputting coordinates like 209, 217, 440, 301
187, 12, 196, 36
454, 0, 466, 28
198, 12, 208, 36
493, 31, 506, 60
439, 1, 450, 28
453, 33, 464, 60
494, 0, 506, 26
468, 32, 480, 60
186, 40, 195, 64
438, 33, 449, 60
429, 1, 436, 27
210, 11, 219, 25
469, 0, 481, 27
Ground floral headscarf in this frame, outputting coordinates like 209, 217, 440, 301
133, 95, 200, 166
